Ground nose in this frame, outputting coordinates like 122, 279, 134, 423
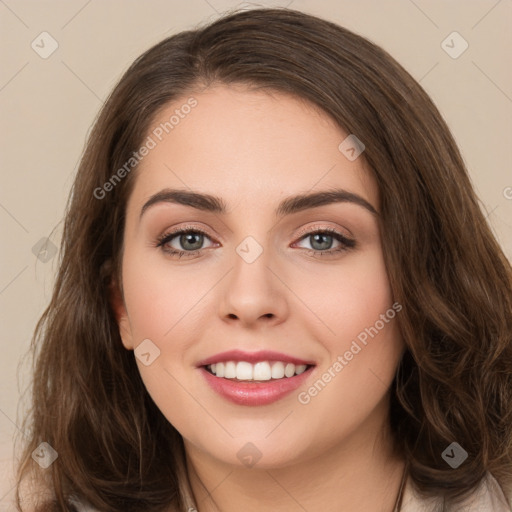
218, 241, 289, 328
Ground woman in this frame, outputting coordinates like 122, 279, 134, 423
15, 7, 512, 512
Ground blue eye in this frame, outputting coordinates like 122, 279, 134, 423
155, 226, 355, 259
156, 228, 214, 258
296, 230, 355, 256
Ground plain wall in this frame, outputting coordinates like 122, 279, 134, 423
1, 0, 511, 508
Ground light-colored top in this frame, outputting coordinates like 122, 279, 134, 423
398, 471, 511, 511
70, 464, 511, 512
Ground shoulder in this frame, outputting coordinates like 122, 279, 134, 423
400, 472, 511, 512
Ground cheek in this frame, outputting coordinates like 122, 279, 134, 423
121, 248, 212, 348
293, 247, 402, 407
121, 250, 206, 432
291, 245, 396, 352
302, 317, 403, 446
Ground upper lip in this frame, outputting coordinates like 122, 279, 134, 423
196, 349, 316, 367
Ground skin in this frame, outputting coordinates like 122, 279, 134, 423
112, 84, 407, 512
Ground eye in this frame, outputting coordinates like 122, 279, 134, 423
155, 226, 216, 258
293, 227, 356, 257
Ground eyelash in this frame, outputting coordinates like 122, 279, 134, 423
155, 225, 356, 259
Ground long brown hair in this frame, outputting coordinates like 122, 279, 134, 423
15, 7, 512, 511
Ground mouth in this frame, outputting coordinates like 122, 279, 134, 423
197, 351, 316, 406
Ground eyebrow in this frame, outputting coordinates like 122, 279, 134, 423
139, 187, 379, 221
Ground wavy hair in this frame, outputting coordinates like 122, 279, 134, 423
15, 7, 512, 511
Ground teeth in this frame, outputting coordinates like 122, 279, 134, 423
224, 361, 236, 378
271, 361, 285, 379
295, 364, 307, 375
236, 361, 253, 380
253, 362, 271, 381
284, 363, 295, 377
206, 361, 310, 380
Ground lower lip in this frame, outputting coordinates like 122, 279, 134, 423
200, 366, 314, 406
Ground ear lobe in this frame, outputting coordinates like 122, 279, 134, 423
108, 278, 134, 351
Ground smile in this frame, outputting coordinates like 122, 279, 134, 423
198, 350, 316, 406
205, 360, 310, 381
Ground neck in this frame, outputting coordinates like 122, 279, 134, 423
184, 400, 406, 512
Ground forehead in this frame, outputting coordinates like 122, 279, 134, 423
126, 84, 378, 216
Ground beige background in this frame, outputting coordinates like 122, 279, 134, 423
1, 0, 511, 508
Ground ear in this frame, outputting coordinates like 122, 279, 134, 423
108, 277, 134, 351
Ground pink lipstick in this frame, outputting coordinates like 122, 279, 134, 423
197, 350, 316, 406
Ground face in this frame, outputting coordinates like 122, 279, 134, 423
113, 83, 405, 469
